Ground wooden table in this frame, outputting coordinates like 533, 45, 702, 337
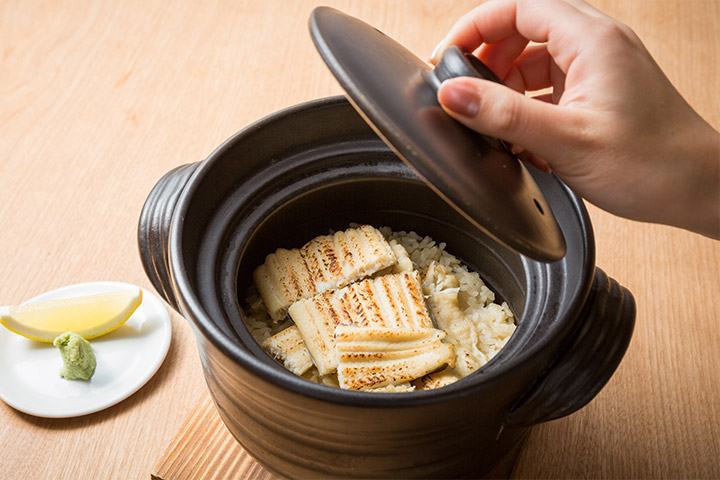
1, 1, 718, 478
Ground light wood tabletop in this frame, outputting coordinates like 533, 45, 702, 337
1, 1, 718, 479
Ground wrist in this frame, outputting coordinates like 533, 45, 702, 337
669, 122, 720, 239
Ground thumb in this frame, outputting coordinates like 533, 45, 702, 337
437, 77, 583, 159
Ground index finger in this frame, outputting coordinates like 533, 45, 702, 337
431, 0, 599, 71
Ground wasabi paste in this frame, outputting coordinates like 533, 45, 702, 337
53, 332, 96, 380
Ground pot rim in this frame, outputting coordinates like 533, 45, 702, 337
168, 95, 597, 406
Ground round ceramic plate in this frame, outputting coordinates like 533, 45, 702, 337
0, 281, 172, 418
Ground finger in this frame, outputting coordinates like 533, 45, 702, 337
563, 0, 611, 19
518, 150, 553, 174
476, 33, 529, 80
503, 44, 566, 97
431, 0, 521, 61
437, 76, 587, 160
507, 144, 553, 174
430, 0, 598, 71
502, 43, 554, 92
529, 93, 555, 103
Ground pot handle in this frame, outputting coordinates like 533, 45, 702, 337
504, 268, 636, 428
137, 163, 200, 311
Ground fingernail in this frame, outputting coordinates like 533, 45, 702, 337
532, 155, 553, 174
518, 151, 552, 174
430, 39, 445, 64
438, 80, 480, 118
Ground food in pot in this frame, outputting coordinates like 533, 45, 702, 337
253, 224, 396, 320
335, 325, 455, 391
289, 271, 437, 375
246, 225, 516, 391
262, 326, 313, 376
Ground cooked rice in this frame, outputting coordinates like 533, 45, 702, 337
243, 227, 516, 389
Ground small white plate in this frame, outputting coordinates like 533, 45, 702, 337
0, 281, 172, 418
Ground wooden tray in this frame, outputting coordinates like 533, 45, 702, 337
152, 392, 525, 480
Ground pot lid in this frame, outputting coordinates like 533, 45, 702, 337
309, 7, 566, 261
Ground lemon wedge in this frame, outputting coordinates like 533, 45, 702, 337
0, 288, 143, 342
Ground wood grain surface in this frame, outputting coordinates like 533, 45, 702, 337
1, 1, 718, 479
151, 394, 274, 480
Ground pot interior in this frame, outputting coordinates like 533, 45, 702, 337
173, 96, 593, 390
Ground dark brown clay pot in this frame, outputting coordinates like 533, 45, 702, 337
138, 96, 635, 478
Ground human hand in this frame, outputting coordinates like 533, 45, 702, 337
432, 0, 720, 239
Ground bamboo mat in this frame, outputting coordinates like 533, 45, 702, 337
151, 392, 525, 480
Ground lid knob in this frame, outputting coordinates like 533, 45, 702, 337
425, 45, 503, 92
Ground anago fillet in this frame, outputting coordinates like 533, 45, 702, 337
289, 271, 433, 375
335, 325, 455, 390
262, 326, 313, 375
253, 225, 396, 320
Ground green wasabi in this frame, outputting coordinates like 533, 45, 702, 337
53, 332, 96, 380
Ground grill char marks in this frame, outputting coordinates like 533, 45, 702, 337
335, 325, 455, 391
261, 326, 313, 376
289, 271, 434, 375
253, 226, 396, 321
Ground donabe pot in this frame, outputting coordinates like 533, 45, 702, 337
138, 96, 635, 479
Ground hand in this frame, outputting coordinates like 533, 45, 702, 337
432, 0, 720, 239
